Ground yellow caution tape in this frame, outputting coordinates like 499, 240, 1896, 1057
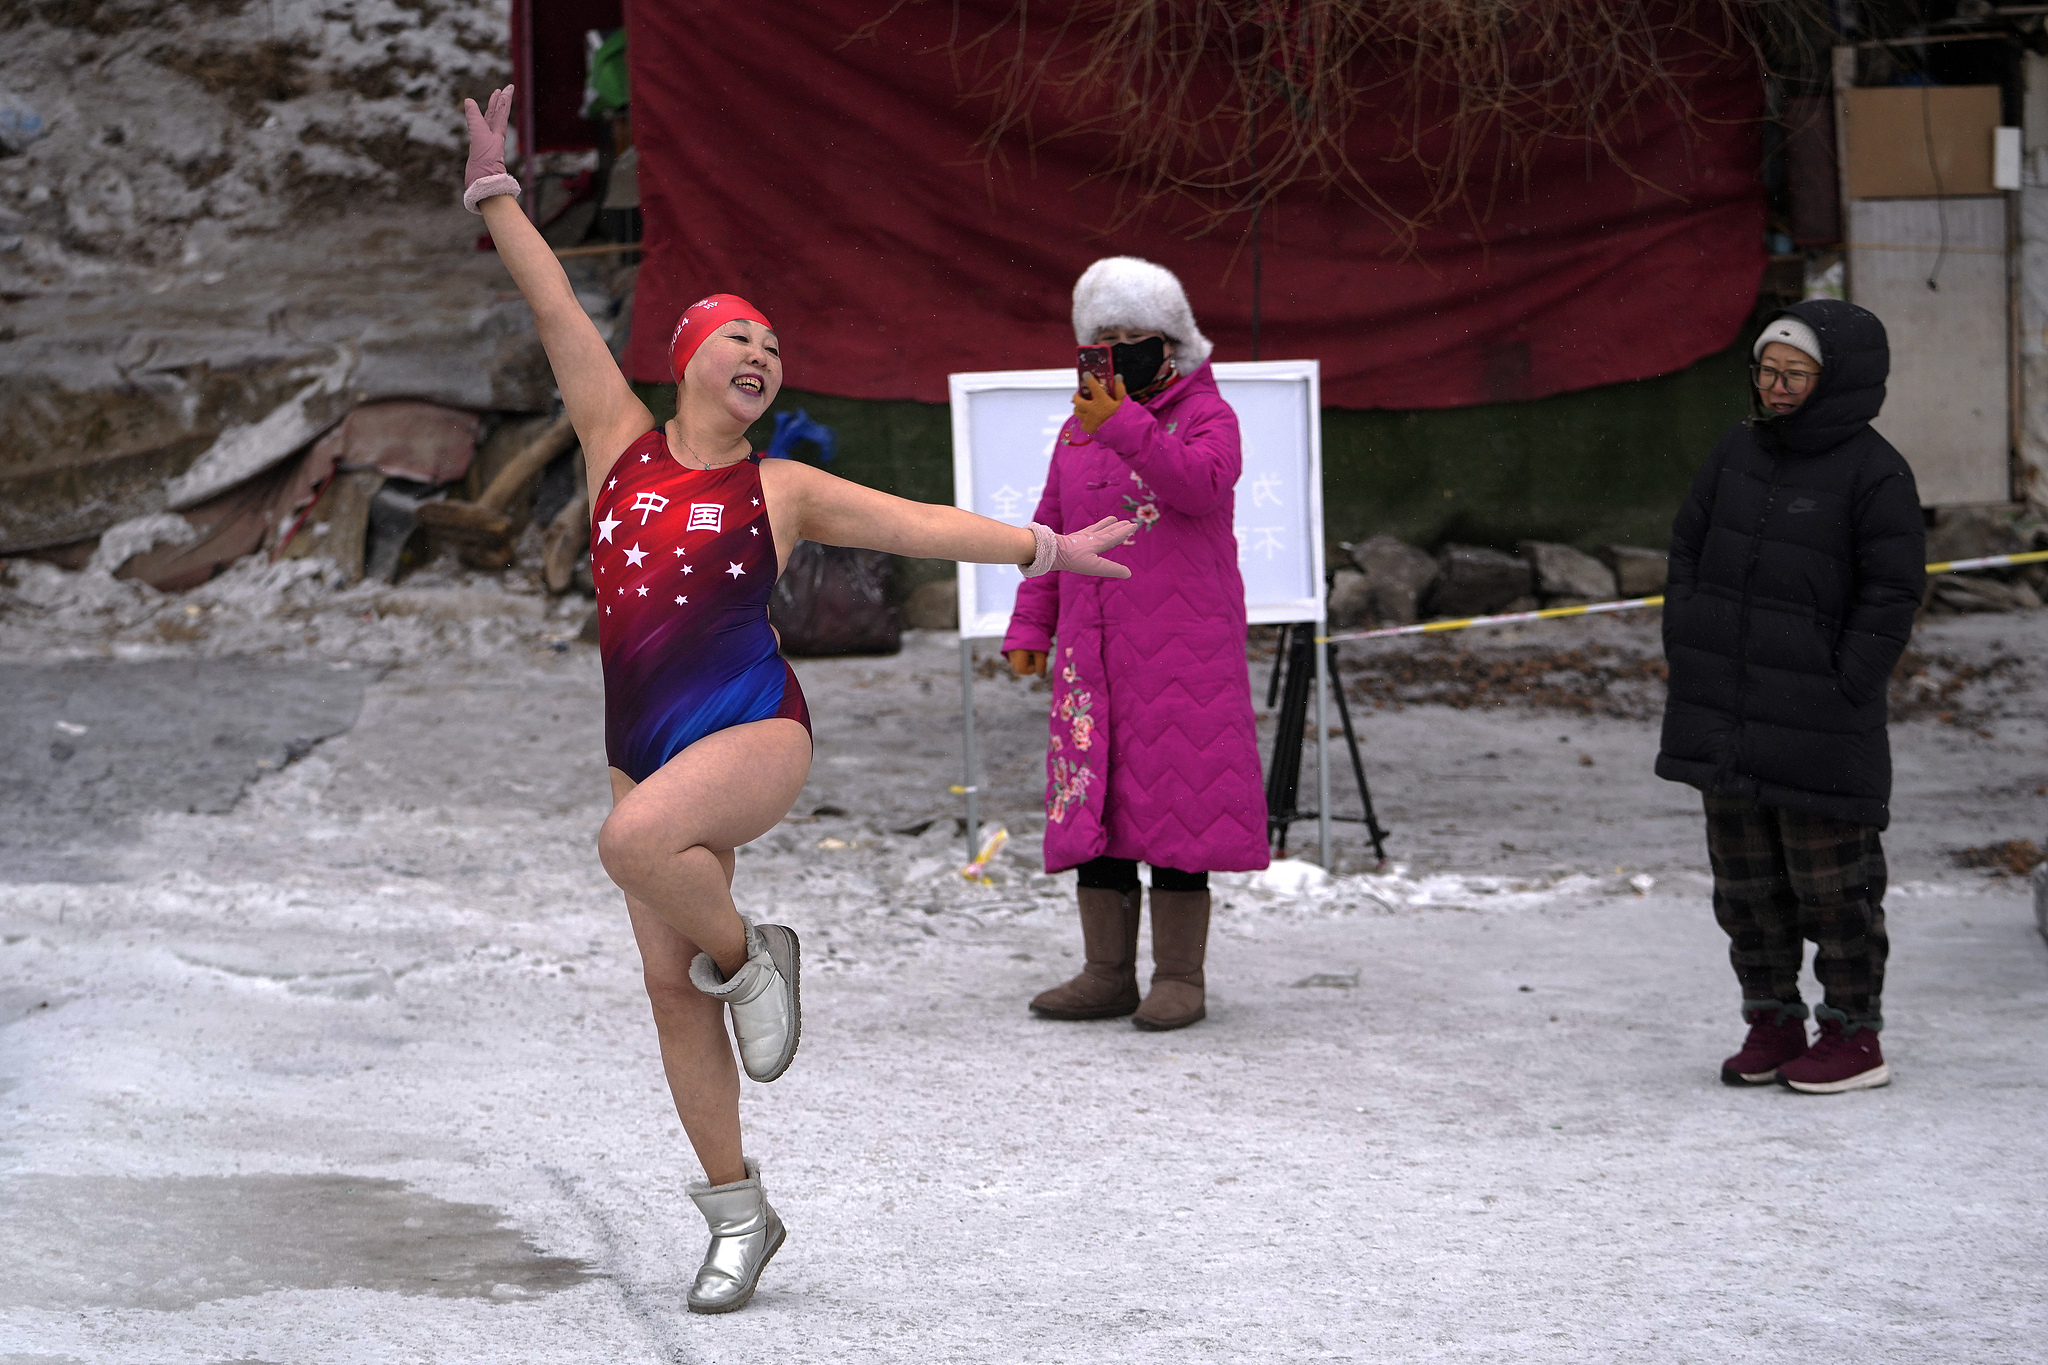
962, 825, 1008, 884
1924, 548, 2048, 574
1321, 549, 2048, 645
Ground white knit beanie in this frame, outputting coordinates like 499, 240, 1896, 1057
1071, 257, 1213, 370
1753, 316, 1822, 367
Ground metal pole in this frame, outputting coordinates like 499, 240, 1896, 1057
1315, 617, 1332, 870
960, 636, 979, 864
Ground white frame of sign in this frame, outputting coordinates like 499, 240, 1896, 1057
943, 359, 1334, 870
947, 359, 1326, 638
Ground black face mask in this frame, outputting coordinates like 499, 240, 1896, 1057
1110, 336, 1168, 392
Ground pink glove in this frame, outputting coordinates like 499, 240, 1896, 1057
1023, 517, 1136, 579
462, 86, 521, 213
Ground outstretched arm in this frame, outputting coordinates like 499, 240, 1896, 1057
761, 460, 1132, 576
1003, 470, 1065, 655
464, 88, 650, 492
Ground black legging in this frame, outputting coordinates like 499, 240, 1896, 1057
1074, 856, 1208, 893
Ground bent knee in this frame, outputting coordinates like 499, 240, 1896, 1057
597, 806, 673, 882
644, 964, 712, 1018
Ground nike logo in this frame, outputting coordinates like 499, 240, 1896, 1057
1787, 497, 1818, 514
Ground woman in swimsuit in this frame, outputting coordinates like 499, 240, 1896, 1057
461, 89, 1136, 1313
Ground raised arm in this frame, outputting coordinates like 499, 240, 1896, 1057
464, 88, 650, 491
760, 460, 1133, 576
1073, 373, 1238, 515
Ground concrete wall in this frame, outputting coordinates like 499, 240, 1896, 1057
2020, 52, 2048, 514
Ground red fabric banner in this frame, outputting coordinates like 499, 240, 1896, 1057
623, 3, 1764, 410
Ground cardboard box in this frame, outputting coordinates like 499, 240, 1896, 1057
1843, 85, 2000, 198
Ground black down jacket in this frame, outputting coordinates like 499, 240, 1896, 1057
1655, 299, 1924, 829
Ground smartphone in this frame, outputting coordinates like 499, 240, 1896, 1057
1076, 344, 1113, 395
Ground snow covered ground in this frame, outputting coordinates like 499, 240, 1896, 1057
2, 566, 2045, 1363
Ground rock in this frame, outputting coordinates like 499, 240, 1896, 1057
1427, 545, 1532, 618
1347, 535, 1439, 626
1600, 545, 1669, 597
1327, 568, 1372, 629
903, 578, 958, 631
1518, 541, 1617, 601
1927, 575, 2038, 614
1926, 506, 2024, 564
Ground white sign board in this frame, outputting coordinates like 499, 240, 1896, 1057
948, 360, 1325, 638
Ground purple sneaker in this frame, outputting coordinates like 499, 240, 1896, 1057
1779, 1016, 1888, 1094
1721, 1005, 1809, 1086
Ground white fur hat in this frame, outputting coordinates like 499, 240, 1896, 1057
1753, 316, 1822, 367
1071, 257, 1213, 370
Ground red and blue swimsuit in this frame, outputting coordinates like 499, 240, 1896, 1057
592, 430, 810, 782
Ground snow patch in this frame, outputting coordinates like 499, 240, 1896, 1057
164, 349, 354, 510
87, 514, 198, 576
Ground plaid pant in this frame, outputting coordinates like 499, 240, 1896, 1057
1702, 794, 1889, 1029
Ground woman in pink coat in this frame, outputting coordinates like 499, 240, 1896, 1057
1005, 257, 1270, 1031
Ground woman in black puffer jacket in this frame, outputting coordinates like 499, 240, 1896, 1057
1657, 298, 1923, 1096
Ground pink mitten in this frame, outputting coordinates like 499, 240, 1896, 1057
1023, 516, 1136, 579
462, 86, 521, 213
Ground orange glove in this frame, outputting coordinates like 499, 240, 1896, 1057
1073, 372, 1126, 434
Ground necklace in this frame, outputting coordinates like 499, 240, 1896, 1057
668, 422, 743, 471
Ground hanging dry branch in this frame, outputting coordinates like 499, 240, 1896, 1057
858, 0, 1834, 242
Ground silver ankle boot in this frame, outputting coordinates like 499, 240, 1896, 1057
689, 917, 801, 1082
685, 1159, 785, 1314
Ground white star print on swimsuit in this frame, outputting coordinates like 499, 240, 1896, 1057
590, 428, 809, 783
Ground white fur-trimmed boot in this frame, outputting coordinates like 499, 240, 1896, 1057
689, 917, 801, 1082
684, 1159, 785, 1314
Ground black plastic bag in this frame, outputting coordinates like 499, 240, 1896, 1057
770, 540, 901, 656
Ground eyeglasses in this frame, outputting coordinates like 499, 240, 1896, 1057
1752, 364, 1818, 394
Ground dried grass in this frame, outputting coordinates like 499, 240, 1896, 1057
1951, 839, 2045, 877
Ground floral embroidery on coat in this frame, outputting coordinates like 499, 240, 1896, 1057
1047, 756, 1094, 825
1046, 647, 1098, 823
1122, 469, 1161, 531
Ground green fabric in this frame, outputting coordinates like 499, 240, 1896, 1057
584, 29, 629, 118
630, 333, 1752, 572
1319, 340, 1751, 554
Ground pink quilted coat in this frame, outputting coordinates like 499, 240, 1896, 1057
1003, 362, 1271, 875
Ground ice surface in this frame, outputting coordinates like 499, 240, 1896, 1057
0, 579, 2044, 1362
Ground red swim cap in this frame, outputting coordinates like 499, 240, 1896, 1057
669, 294, 774, 382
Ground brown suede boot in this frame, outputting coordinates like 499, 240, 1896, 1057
1029, 887, 1141, 1019
1134, 888, 1209, 1031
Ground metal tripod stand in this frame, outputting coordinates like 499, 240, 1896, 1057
1263, 624, 1391, 864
